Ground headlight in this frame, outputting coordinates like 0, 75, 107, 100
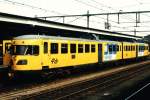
17, 60, 27, 65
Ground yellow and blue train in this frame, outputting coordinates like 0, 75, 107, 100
6, 35, 149, 75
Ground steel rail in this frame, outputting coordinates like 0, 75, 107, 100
48, 62, 150, 100
0, 60, 150, 100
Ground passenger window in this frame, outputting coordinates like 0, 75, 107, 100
109, 45, 113, 53
85, 44, 90, 53
51, 43, 58, 54
44, 42, 48, 54
120, 45, 122, 51
70, 44, 76, 53
91, 44, 95, 52
113, 45, 116, 52
61, 43, 68, 54
117, 45, 119, 51
78, 44, 83, 53
126, 46, 127, 51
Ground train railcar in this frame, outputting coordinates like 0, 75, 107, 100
0, 40, 11, 66
137, 43, 149, 57
6, 35, 149, 75
11, 35, 99, 71
0, 40, 12, 78
122, 42, 137, 59
101, 41, 122, 62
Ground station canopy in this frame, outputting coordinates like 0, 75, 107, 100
0, 12, 142, 41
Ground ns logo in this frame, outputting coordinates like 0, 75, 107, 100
51, 58, 58, 64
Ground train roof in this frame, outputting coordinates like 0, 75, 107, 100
13, 35, 121, 43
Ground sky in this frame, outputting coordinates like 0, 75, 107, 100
0, 0, 150, 37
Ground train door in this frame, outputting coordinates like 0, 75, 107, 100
122, 42, 123, 59
98, 44, 103, 63
42, 42, 50, 70
136, 45, 138, 58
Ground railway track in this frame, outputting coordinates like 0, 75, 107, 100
32, 60, 150, 100
0, 60, 150, 100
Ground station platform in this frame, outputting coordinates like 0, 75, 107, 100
0, 65, 8, 72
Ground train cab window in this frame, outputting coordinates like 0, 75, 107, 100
14, 45, 39, 55
61, 43, 68, 54
85, 44, 90, 53
70, 44, 76, 53
51, 43, 58, 54
91, 44, 95, 52
78, 44, 83, 53
44, 42, 48, 54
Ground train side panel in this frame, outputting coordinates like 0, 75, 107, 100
12, 38, 99, 71
137, 43, 149, 57
123, 42, 136, 59
49, 40, 98, 69
144, 44, 149, 56
102, 42, 122, 62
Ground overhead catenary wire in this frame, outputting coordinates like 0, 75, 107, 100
2, 0, 64, 15
74, 0, 140, 33
1, 0, 150, 36
73, 0, 135, 31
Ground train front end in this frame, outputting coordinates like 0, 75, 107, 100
11, 39, 42, 73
